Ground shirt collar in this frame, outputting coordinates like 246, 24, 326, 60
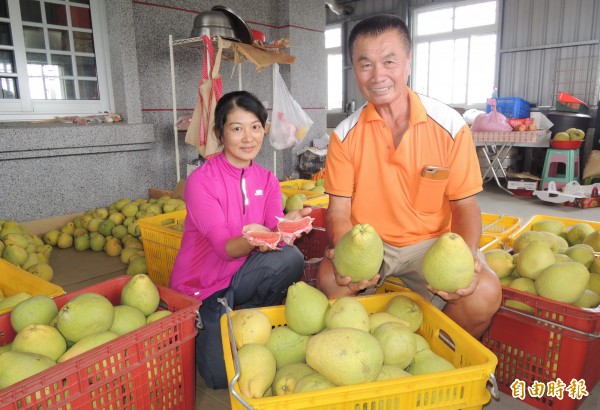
362, 88, 428, 126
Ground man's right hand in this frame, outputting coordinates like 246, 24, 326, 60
326, 248, 381, 294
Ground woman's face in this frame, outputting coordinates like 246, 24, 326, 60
221, 107, 264, 168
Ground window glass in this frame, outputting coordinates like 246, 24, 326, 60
76, 55, 95, 76
0, 0, 8, 18
428, 40, 454, 103
413, 42, 429, 96
48, 28, 70, 51
73, 31, 93, 52
71, 0, 89, 4
70, 5, 91, 29
467, 34, 496, 104
0, 21, 11, 45
78, 79, 97, 99
1, 77, 17, 98
0, 49, 14, 72
20, 0, 42, 23
52, 53, 73, 76
417, 8, 452, 35
455, 1, 496, 29
45, 2, 68, 26
23, 25, 45, 48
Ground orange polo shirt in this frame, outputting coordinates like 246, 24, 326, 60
325, 89, 483, 247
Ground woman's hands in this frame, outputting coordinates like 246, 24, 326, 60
242, 224, 280, 252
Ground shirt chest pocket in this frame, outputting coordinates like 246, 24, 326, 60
411, 175, 449, 213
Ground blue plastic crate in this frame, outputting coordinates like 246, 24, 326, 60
485, 97, 530, 119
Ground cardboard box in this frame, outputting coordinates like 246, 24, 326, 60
148, 180, 185, 200
506, 172, 540, 191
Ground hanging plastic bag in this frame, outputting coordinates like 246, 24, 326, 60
471, 99, 513, 132
269, 68, 314, 150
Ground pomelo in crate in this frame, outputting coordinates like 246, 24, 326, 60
333, 223, 384, 282
422, 232, 474, 292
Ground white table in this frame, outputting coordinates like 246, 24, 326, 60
472, 130, 552, 195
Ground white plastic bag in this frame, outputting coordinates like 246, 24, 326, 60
269, 69, 314, 150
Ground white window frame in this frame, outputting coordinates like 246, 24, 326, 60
0, 0, 113, 121
325, 23, 343, 113
411, 0, 498, 108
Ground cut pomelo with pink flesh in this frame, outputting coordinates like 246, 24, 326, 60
243, 231, 281, 250
277, 217, 315, 245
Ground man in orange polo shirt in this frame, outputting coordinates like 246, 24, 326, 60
317, 14, 501, 338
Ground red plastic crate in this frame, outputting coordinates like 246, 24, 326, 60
482, 308, 599, 410
0, 275, 201, 410
295, 206, 328, 260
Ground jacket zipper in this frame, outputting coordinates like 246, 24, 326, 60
240, 169, 248, 214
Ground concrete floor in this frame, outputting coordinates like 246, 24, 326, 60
48, 180, 599, 409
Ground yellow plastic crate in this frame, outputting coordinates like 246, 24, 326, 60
137, 210, 186, 287
0, 258, 65, 315
280, 179, 329, 208
479, 233, 501, 251
505, 214, 600, 250
221, 285, 498, 410
481, 213, 521, 242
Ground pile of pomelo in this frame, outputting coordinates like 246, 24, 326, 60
230, 282, 456, 399
0, 274, 171, 389
42, 196, 185, 276
484, 219, 600, 310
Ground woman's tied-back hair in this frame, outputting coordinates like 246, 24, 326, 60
214, 91, 268, 143
348, 14, 411, 62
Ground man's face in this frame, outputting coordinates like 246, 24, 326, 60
351, 29, 412, 106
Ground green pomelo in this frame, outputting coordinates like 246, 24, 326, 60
92, 208, 109, 220
484, 249, 515, 278
324, 296, 369, 332
73, 234, 90, 251
573, 289, 600, 308
384, 295, 423, 332
108, 212, 126, 226
42, 229, 60, 246
588, 272, 600, 294
310, 185, 326, 193
285, 281, 329, 335
21, 253, 40, 271
10, 295, 58, 333
231, 308, 272, 349
264, 326, 308, 369
58, 331, 119, 363
272, 362, 315, 396
56, 232, 73, 249
422, 232, 474, 292
499, 275, 518, 286
12, 323, 67, 361
512, 231, 546, 253
111, 224, 128, 240
281, 193, 288, 211
146, 310, 172, 324
368, 311, 410, 333
113, 198, 131, 211
29, 235, 44, 247
540, 232, 569, 254
109, 305, 147, 335
566, 223, 594, 246
414, 333, 431, 352
333, 224, 384, 282
565, 244, 595, 268
238, 343, 277, 399
305, 327, 383, 386
0, 292, 32, 311
2, 244, 28, 266
515, 241, 555, 280
56, 293, 115, 344
508, 277, 537, 295
0, 344, 11, 354
554, 254, 573, 263
27, 263, 54, 281
97, 220, 116, 237
120, 274, 160, 316
126, 256, 147, 275
60, 222, 75, 235
284, 195, 304, 213
590, 259, 600, 274
0, 351, 55, 389
372, 321, 417, 368
531, 219, 564, 236
582, 230, 600, 251
376, 365, 412, 381
89, 233, 106, 251
407, 349, 455, 375
535, 262, 590, 304
292, 372, 336, 393
505, 300, 535, 314
315, 178, 325, 186
3, 233, 29, 249
121, 203, 139, 218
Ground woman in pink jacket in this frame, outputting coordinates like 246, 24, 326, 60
170, 90, 309, 389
